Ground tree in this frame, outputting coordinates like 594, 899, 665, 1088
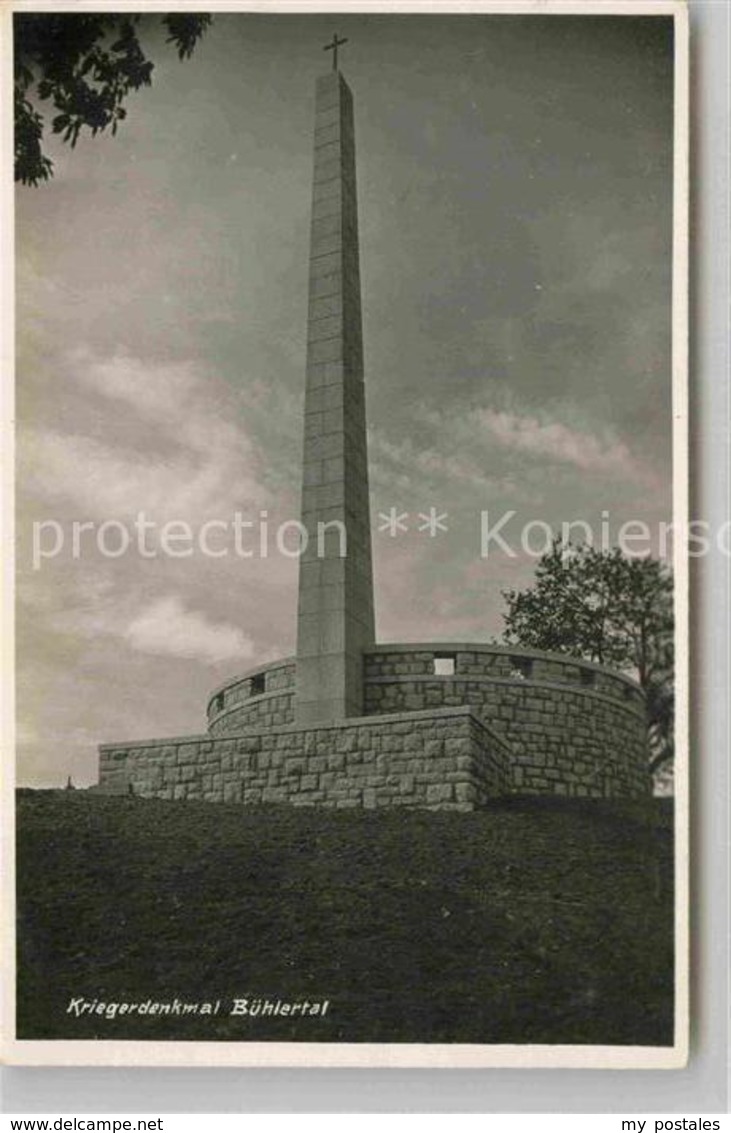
15, 13, 212, 186
501, 537, 674, 777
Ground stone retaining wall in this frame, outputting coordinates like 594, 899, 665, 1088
99, 707, 509, 810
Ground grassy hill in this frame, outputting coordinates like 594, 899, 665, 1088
16, 791, 674, 1045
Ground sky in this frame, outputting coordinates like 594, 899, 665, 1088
15, 12, 675, 786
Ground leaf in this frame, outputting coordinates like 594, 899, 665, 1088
16, 11, 213, 185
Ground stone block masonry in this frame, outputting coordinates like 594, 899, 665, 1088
96, 69, 652, 808
202, 643, 651, 799
362, 644, 651, 798
295, 70, 375, 725
208, 659, 296, 734
98, 707, 509, 811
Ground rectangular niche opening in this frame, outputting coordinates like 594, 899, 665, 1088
510, 656, 533, 680
250, 673, 266, 696
580, 668, 595, 687
212, 692, 224, 713
433, 654, 456, 677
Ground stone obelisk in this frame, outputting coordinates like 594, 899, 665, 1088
295, 55, 375, 724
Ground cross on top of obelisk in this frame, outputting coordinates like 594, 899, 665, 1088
323, 33, 348, 71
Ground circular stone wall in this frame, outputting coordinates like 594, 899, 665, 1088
207, 658, 296, 736
205, 643, 651, 797
363, 644, 650, 797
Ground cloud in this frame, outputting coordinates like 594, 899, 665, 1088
124, 596, 254, 663
368, 395, 661, 521
474, 407, 659, 485
72, 351, 242, 455
20, 427, 249, 524
49, 592, 254, 665
405, 398, 661, 492
18, 350, 272, 524
368, 429, 520, 498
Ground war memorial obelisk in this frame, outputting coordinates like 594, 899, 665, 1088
97, 44, 651, 805
295, 38, 375, 724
